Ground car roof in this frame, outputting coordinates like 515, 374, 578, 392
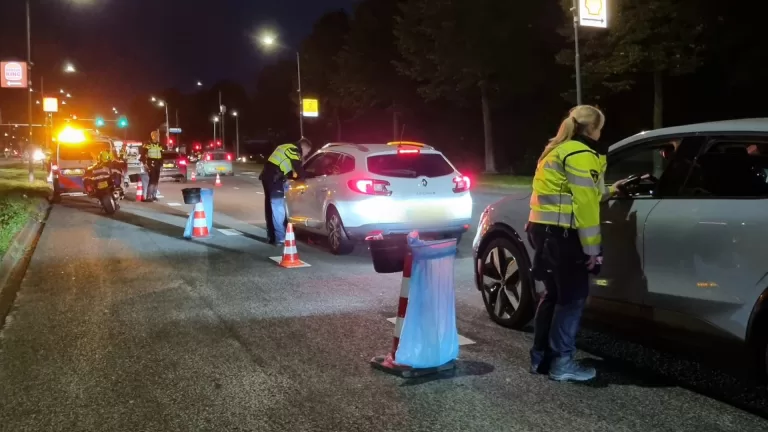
320, 142, 439, 157
611, 118, 768, 152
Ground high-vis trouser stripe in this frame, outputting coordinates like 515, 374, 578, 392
529, 209, 574, 226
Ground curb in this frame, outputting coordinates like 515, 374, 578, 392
0, 199, 51, 329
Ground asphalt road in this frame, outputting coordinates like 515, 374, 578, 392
0, 170, 767, 431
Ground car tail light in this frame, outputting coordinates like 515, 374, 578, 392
452, 175, 470, 193
178, 159, 186, 166
205, 154, 211, 161
397, 147, 420, 155
51, 164, 58, 171
348, 179, 392, 196
226, 154, 232, 161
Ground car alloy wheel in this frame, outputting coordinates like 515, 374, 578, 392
326, 209, 354, 255
482, 245, 522, 319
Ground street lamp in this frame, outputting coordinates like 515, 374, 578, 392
196, 81, 203, 87
64, 63, 76, 73
152, 97, 170, 146
231, 111, 240, 158
212, 115, 220, 144
258, 32, 304, 138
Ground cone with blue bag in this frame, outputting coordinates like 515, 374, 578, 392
370, 231, 460, 378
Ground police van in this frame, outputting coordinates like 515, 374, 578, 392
51, 127, 117, 202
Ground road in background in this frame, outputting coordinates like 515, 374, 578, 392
0, 168, 766, 431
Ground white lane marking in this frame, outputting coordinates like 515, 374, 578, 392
234, 187, 240, 190
167, 202, 182, 207
241, 171, 256, 175
386, 317, 475, 346
249, 176, 258, 179
256, 191, 264, 195
218, 229, 243, 236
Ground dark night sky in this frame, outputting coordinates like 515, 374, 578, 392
0, 0, 357, 120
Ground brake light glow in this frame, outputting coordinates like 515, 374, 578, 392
453, 175, 471, 193
178, 159, 187, 166
348, 179, 392, 196
205, 154, 211, 161
397, 148, 420, 155
226, 154, 232, 161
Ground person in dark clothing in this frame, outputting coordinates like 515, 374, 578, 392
260, 138, 312, 245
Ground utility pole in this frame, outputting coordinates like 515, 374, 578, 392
26, 0, 34, 182
296, 51, 304, 138
571, 0, 582, 105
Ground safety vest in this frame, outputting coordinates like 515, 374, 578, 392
267, 143, 301, 176
145, 143, 163, 160
528, 139, 609, 256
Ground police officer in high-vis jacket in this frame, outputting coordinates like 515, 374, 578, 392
140, 131, 163, 202
526, 105, 625, 382
260, 138, 312, 245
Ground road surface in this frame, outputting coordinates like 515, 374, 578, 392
0, 171, 766, 431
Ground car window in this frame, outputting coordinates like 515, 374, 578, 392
679, 136, 768, 197
366, 152, 454, 178
304, 152, 341, 177
336, 154, 355, 175
59, 142, 112, 160
210, 152, 229, 161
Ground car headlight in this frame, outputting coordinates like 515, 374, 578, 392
32, 149, 45, 161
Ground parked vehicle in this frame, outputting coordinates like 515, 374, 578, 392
472, 118, 768, 379
160, 151, 188, 182
195, 150, 233, 176
285, 141, 472, 255
51, 127, 118, 203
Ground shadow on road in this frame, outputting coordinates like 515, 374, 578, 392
399, 360, 495, 387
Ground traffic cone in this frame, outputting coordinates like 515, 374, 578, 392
269, 223, 310, 268
190, 169, 196, 182
215, 172, 222, 187
135, 180, 144, 202
191, 201, 210, 238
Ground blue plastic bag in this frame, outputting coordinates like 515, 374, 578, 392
395, 235, 460, 368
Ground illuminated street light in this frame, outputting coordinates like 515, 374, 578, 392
150, 96, 157, 102
66, 93, 71, 98
231, 111, 240, 158
151, 98, 170, 145
261, 34, 276, 46
64, 63, 76, 73
196, 81, 203, 87
258, 31, 304, 137
60, 89, 65, 94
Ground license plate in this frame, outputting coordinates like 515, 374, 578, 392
409, 206, 447, 222
97, 181, 109, 189
217, 166, 226, 171
163, 163, 174, 168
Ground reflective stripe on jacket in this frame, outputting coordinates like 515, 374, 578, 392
267, 143, 301, 176
529, 139, 607, 256
145, 143, 163, 160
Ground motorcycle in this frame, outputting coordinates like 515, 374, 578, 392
84, 164, 125, 215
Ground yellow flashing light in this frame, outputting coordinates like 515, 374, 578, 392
57, 126, 86, 144
387, 141, 425, 147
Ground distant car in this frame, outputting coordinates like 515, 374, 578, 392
472, 118, 768, 380
285, 141, 473, 255
159, 151, 188, 182
195, 150, 233, 176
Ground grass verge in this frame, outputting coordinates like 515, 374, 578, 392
475, 174, 533, 189
0, 162, 50, 257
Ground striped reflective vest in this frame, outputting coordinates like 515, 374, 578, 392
145, 143, 163, 160
267, 143, 301, 176
529, 139, 612, 256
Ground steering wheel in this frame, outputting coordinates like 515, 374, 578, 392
616, 173, 659, 196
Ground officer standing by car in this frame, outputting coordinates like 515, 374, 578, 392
140, 130, 163, 202
260, 138, 312, 245
526, 105, 624, 382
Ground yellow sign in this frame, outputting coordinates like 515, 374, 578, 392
43, 97, 58, 113
302, 98, 319, 117
579, 0, 607, 28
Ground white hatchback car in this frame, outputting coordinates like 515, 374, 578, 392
285, 141, 473, 254
472, 118, 768, 379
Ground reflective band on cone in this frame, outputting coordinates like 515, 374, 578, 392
391, 251, 413, 361
136, 181, 144, 202
215, 173, 222, 187
190, 170, 196, 182
278, 224, 306, 268
192, 201, 209, 238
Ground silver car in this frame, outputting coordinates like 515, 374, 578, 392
195, 150, 234, 176
472, 118, 768, 379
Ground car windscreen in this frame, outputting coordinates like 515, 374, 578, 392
210, 152, 229, 161
366, 153, 454, 178
59, 142, 112, 160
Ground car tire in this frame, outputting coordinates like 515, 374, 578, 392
751, 312, 768, 383
477, 235, 535, 329
326, 207, 354, 255
52, 182, 62, 204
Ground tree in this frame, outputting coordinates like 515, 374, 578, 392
556, 0, 705, 129
252, 60, 300, 141
395, 0, 545, 173
300, 10, 351, 141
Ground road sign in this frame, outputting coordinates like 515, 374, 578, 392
1, 61, 27, 88
43, 98, 58, 113
302, 98, 319, 118
579, 0, 607, 28
169, 127, 182, 133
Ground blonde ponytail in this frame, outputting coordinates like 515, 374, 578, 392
538, 105, 605, 163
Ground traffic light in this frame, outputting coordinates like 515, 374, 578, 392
168, 138, 174, 145
117, 116, 128, 128
216, 140, 221, 147
95, 117, 105, 127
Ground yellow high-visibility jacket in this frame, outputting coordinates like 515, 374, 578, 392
529, 138, 614, 256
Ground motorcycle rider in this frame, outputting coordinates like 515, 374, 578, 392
84, 151, 124, 199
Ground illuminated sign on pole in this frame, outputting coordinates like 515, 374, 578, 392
43, 97, 59, 113
1, 61, 28, 88
302, 98, 319, 117
579, 0, 608, 28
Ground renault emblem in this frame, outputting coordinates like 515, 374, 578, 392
421, 179, 428, 187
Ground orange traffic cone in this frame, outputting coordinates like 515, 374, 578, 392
215, 172, 222, 187
191, 201, 209, 238
190, 169, 196, 182
136, 180, 144, 202
270, 223, 310, 268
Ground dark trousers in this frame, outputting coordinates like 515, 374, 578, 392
527, 223, 590, 368
261, 177, 287, 244
147, 160, 162, 199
